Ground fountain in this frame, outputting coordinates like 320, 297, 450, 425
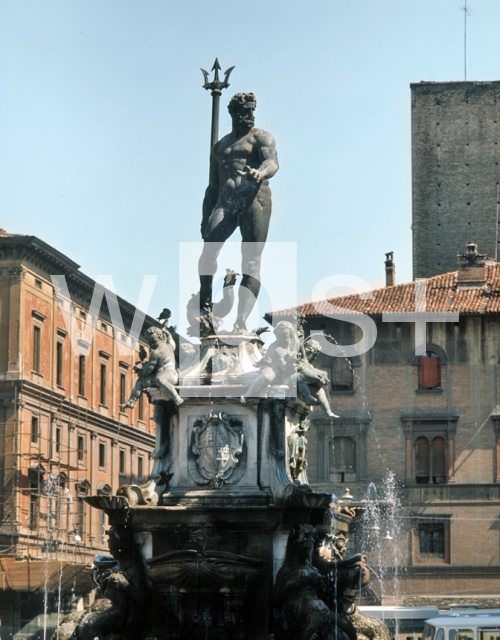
51, 67, 393, 640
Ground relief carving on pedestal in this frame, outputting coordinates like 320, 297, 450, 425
188, 411, 247, 489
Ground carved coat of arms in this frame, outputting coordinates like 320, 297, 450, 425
188, 412, 247, 489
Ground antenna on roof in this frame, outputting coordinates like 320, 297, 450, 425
462, 0, 470, 81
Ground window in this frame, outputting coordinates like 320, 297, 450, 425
56, 342, 63, 386
449, 630, 474, 640
29, 481, 38, 530
35, 278, 42, 290
479, 629, 500, 640
415, 435, 447, 484
331, 357, 353, 392
75, 479, 90, 542
99, 442, 106, 469
418, 523, 445, 558
78, 355, 86, 396
119, 450, 125, 475
418, 351, 441, 389
55, 427, 61, 455
138, 393, 144, 421
100, 363, 107, 405
77, 435, 85, 462
31, 416, 39, 444
33, 326, 41, 373
101, 322, 108, 332
138, 455, 143, 479
120, 372, 126, 406
330, 436, 356, 482
79, 310, 86, 321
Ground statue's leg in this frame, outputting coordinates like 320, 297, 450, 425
242, 367, 275, 401
236, 187, 272, 331
198, 202, 238, 309
316, 387, 339, 418
296, 373, 318, 405
156, 373, 184, 406
121, 379, 145, 408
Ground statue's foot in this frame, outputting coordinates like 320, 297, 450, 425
327, 411, 340, 418
120, 401, 135, 410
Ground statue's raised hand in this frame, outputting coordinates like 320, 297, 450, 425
237, 166, 263, 183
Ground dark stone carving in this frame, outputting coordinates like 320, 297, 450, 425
350, 606, 391, 640
198, 92, 279, 333
272, 524, 357, 640
188, 411, 247, 488
281, 482, 333, 509
52, 526, 152, 640
148, 549, 263, 639
148, 549, 263, 588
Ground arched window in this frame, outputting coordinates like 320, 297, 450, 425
418, 351, 441, 389
415, 435, 447, 484
415, 436, 430, 484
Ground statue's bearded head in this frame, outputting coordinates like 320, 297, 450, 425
228, 92, 257, 131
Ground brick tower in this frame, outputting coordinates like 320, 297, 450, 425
412, 81, 500, 278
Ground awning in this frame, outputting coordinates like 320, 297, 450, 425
0, 558, 93, 593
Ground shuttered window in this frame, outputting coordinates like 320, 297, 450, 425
418, 352, 441, 389
415, 436, 430, 483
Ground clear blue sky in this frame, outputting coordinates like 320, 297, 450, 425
1, 0, 499, 326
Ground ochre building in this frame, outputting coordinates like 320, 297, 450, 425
0, 232, 156, 634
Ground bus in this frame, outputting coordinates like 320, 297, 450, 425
422, 613, 500, 640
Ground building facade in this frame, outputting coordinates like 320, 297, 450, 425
412, 81, 500, 279
276, 245, 500, 606
0, 233, 156, 634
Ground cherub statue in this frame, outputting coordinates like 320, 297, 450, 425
297, 339, 339, 418
241, 321, 298, 401
120, 326, 183, 409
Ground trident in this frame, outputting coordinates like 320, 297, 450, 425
201, 58, 235, 151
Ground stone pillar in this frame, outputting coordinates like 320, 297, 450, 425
359, 423, 368, 482
112, 439, 118, 492
7, 266, 25, 378
428, 440, 434, 484
494, 419, 500, 483
448, 423, 456, 482
405, 424, 414, 483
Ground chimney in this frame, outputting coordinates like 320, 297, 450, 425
457, 243, 486, 287
385, 252, 396, 287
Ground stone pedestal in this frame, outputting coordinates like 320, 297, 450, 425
100, 391, 315, 639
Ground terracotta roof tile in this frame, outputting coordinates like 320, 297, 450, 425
274, 263, 500, 318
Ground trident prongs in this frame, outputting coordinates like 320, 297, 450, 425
200, 58, 235, 151
200, 58, 235, 95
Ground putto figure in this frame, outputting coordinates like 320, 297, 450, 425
198, 92, 279, 332
120, 327, 183, 409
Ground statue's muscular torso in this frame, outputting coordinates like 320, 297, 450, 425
214, 128, 274, 204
